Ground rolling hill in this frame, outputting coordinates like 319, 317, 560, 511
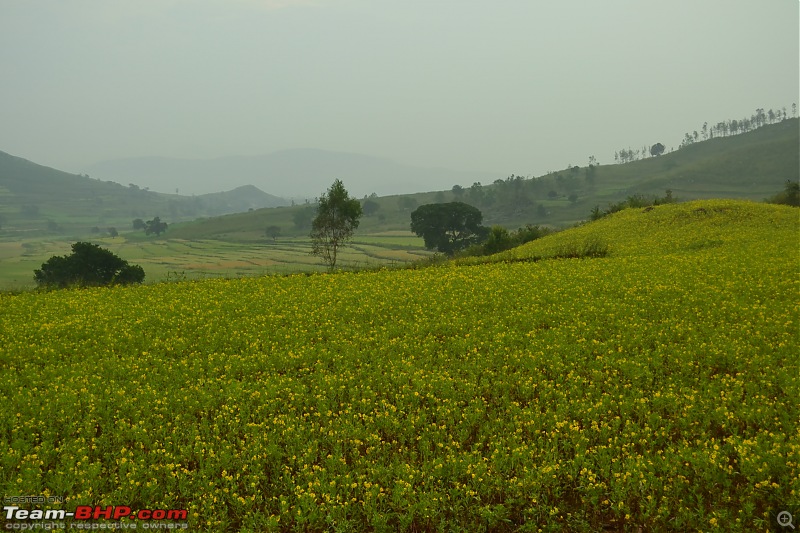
85, 148, 499, 198
166, 118, 799, 241
2, 118, 796, 244
0, 150, 287, 238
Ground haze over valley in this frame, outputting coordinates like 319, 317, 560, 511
1, 1, 796, 198
84, 149, 500, 198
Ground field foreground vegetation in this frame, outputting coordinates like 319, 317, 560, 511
0, 199, 797, 531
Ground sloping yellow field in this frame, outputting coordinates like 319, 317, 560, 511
0, 200, 797, 531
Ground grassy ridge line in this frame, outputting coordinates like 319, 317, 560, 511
1, 119, 796, 243
492, 199, 797, 261
160, 120, 798, 241
0, 200, 797, 531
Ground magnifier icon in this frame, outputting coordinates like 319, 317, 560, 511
778, 511, 795, 529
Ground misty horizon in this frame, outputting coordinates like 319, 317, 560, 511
1, 1, 797, 194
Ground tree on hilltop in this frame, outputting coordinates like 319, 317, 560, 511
650, 143, 665, 157
398, 196, 418, 211
361, 199, 380, 216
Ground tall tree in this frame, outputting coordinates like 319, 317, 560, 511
310, 179, 363, 271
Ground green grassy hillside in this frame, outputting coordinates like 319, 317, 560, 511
495, 198, 798, 260
0, 151, 287, 238
1, 119, 796, 246
167, 119, 799, 241
0, 200, 796, 531
597, 118, 799, 200
1, 119, 795, 290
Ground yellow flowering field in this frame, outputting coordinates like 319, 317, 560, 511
0, 200, 797, 531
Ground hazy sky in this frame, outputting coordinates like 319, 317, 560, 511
1, 0, 797, 180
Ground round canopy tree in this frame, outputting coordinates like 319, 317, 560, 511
410, 202, 488, 255
650, 143, 666, 157
34, 242, 145, 288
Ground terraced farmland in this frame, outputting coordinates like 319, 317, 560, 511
0, 233, 432, 288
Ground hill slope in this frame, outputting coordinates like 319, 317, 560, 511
496, 198, 798, 260
0, 150, 287, 237
0, 200, 796, 531
86, 148, 498, 198
601, 117, 799, 199
167, 119, 799, 241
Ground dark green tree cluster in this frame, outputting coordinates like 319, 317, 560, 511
132, 217, 168, 235
145, 216, 168, 236
410, 202, 488, 255
409, 202, 554, 259
397, 197, 418, 212
265, 225, 281, 241
469, 224, 554, 256
445, 169, 597, 222
293, 206, 316, 230
361, 199, 380, 216
767, 180, 800, 207
34, 242, 145, 288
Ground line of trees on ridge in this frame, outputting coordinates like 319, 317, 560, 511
614, 104, 797, 163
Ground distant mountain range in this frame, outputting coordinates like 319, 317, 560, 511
84, 149, 501, 198
2, 118, 796, 241
0, 150, 287, 236
166, 118, 799, 240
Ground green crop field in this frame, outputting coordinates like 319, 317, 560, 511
0, 200, 797, 531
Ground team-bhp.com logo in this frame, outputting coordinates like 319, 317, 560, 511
3, 505, 188, 530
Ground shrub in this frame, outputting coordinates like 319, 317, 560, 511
460, 224, 554, 257
553, 236, 610, 259
34, 242, 145, 289
591, 190, 676, 220
766, 180, 800, 207
481, 226, 513, 255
